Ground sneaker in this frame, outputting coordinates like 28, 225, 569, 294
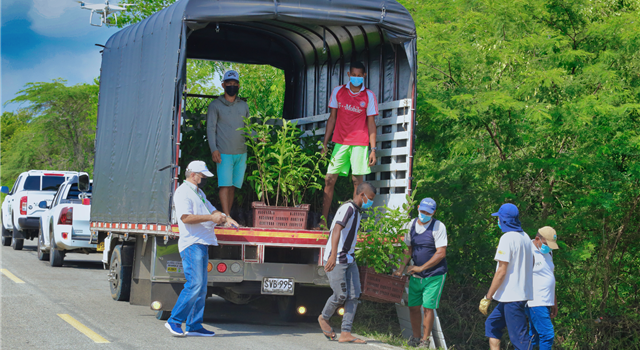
408, 336, 422, 347
186, 328, 216, 337
417, 337, 433, 348
165, 322, 185, 337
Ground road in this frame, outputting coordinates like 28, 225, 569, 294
1, 239, 399, 350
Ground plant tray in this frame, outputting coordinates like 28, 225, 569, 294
251, 202, 310, 230
359, 266, 408, 304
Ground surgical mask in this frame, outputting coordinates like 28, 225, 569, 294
224, 85, 239, 97
419, 213, 432, 223
361, 194, 373, 209
197, 177, 207, 189
350, 76, 364, 87
497, 219, 502, 230
540, 243, 551, 254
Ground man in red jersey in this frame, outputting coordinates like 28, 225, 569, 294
318, 61, 378, 229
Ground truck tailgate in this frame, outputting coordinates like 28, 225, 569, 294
71, 204, 92, 241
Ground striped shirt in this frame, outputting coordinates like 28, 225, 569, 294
323, 201, 362, 264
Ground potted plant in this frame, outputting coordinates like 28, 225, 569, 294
240, 116, 327, 230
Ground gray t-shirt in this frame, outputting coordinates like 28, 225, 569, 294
206, 96, 250, 155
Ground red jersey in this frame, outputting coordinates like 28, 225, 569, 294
328, 83, 378, 146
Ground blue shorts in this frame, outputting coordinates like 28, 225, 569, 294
217, 153, 247, 188
485, 300, 531, 350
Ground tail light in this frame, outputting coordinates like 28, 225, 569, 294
20, 196, 27, 215
62, 232, 69, 239
82, 198, 91, 205
216, 263, 227, 273
58, 207, 73, 225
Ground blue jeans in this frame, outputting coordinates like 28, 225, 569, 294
525, 306, 554, 349
168, 244, 209, 331
485, 301, 531, 350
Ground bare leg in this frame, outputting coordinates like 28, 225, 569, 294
489, 337, 501, 350
219, 186, 234, 217
320, 174, 339, 228
351, 175, 364, 198
409, 305, 422, 339
423, 308, 434, 340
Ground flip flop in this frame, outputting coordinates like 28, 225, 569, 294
322, 329, 337, 341
339, 338, 367, 344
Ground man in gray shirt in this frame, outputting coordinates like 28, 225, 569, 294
206, 70, 250, 216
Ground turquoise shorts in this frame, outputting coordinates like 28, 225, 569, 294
217, 153, 247, 188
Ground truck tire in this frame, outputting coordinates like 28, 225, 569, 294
109, 245, 134, 301
50, 234, 65, 267
276, 295, 297, 322
37, 226, 49, 261
156, 310, 171, 321
11, 229, 24, 251
1, 215, 11, 246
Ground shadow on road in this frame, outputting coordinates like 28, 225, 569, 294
61, 260, 104, 270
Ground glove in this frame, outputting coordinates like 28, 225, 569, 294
479, 296, 491, 316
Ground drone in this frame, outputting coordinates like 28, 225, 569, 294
77, 1, 135, 27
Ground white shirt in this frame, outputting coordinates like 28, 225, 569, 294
528, 240, 556, 307
492, 231, 534, 302
323, 202, 361, 264
173, 181, 218, 252
402, 218, 448, 248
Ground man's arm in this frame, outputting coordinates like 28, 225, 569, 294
323, 223, 344, 272
181, 213, 215, 225
393, 246, 412, 277
322, 108, 338, 155
207, 104, 221, 163
486, 261, 509, 300
367, 116, 377, 166
551, 294, 558, 318
407, 247, 447, 274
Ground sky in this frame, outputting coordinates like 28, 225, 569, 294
2, 0, 118, 113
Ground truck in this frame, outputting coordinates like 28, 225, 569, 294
89, 0, 417, 321
1, 170, 78, 250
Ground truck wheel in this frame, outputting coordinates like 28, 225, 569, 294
1, 217, 12, 246
37, 227, 49, 261
156, 310, 171, 321
11, 230, 24, 251
109, 245, 134, 301
50, 234, 65, 267
276, 295, 297, 322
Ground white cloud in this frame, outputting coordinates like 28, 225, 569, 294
27, 0, 117, 38
2, 50, 102, 112
31, 0, 75, 19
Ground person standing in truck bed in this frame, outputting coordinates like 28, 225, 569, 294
207, 70, 250, 217
317, 61, 378, 229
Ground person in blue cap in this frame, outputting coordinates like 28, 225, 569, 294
479, 203, 534, 350
394, 197, 447, 348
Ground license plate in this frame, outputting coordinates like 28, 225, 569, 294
97, 242, 104, 251
261, 277, 294, 295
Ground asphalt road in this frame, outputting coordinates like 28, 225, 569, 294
1, 239, 400, 350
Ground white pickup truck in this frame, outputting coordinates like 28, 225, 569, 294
1, 170, 77, 250
37, 173, 95, 266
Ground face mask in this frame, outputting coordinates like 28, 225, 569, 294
497, 219, 502, 230
224, 85, 239, 97
361, 194, 373, 209
540, 243, 551, 254
419, 213, 432, 223
350, 76, 364, 87
197, 177, 207, 189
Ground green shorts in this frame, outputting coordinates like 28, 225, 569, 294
326, 143, 371, 176
408, 273, 446, 309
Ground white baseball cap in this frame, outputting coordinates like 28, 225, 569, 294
223, 70, 239, 82
186, 160, 214, 177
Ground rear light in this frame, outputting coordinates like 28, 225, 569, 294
20, 196, 27, 215
82, 198, 91, 205
62, 232, 68, 239
216, 263, 227, 273
207, 262, 213, 272
58, 207, 73, 225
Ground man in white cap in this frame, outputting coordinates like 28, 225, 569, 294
394, 197, 448, 348
207, 70, 250, 217
526, 226, 560, 350
165, 160, 238, 337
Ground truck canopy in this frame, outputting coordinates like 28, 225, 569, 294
92, 0, 417, 225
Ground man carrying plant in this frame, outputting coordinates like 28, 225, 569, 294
318, 182, 376, 344
526, 226, 559, 350
393, 198, 447, 348
479, 203, 533, 350
318, 61, 378, 228
207, 70, 251, 217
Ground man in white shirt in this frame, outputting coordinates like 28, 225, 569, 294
165, 160, 238, 337
480, 203, 533, 350
526, 226, 559, 349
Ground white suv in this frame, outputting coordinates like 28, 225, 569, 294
1, 170, 77, 250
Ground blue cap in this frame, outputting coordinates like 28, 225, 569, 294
418, 198, 436, 213
223, 70, 239, 82
491, 203, 519, 218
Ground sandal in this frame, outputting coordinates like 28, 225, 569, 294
322, 329, 337, 341
339, 338, 367, 344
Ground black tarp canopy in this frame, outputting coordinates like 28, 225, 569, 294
92, 0, 417, 225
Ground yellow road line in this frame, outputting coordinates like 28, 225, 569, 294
1, 269, 25, 283
58, 314, 110, 344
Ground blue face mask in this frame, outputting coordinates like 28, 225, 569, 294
350, 76, 364, 87
540, 243, 551, 254
419, 213, 432, 223
497, 218, 502, 230
361, 194, 373, 209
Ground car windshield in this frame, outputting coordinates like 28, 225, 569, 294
42, 176, 66, 191
23, 176, 40, 190
66, 183, 92, 200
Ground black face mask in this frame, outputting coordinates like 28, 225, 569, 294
197, 177, 207, 189
224, 85, 239, 97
